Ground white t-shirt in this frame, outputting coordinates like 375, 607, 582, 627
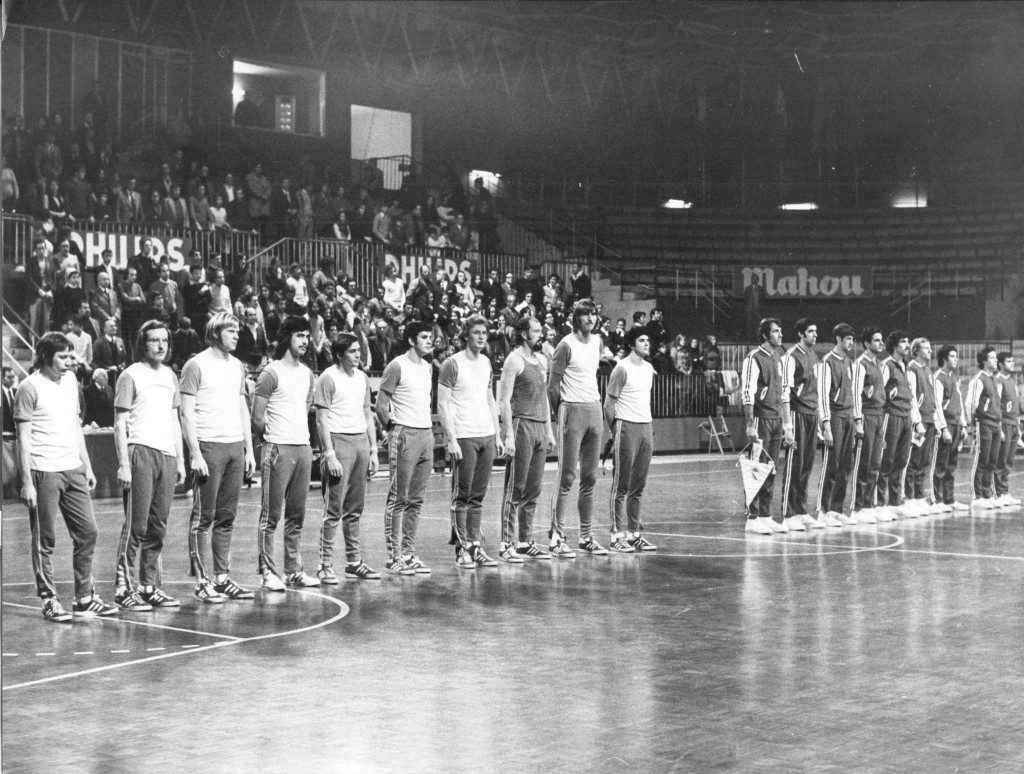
313, 366, 369, 434
382, 277, 406, 311
438, 350, 495, 438
178, 348, 247, 443
608, 357, 654, 423
286, 276, 309, 308
379, 354, 432, 429
254, 359, 314, 445
554, 333, 601, 404
13, 371, 83, 472
115, 362, 180, 456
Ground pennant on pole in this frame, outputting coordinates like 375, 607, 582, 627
739, 441, 775, 508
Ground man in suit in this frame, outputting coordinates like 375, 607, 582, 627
88, 248, 120, 295
163, 184, 191, 229
270, 177, 296, 239
170, 316, 203, 372
83, 368, 116, 428
115, 176, 143, 223
89, 270, 120, 327
119, 266, 148, 347
92, 318, 128, 373
236, 307, 268, 369
2, 367, 20, 499
131, 239, 162, 292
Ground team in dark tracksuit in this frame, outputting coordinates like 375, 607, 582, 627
905, 344, 941, 510
876, 343, 923, 515
965, 350, 1003, 505
994, 355, 1022, 506
852, 335, 888, 521
782, 336, 819, 527
742, 319, 791, 534
933, 353, 967, 509
816, 346, 857, 522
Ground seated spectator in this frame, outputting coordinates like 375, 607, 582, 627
82, 368, 115, 427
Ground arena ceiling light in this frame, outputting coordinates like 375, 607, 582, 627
662, 199, 693, 209
778, 202, 818, 211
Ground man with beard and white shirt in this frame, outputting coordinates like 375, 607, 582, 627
251, 316, 320, 590
547, 299, 607, 557
180, 312, 257, 603
498, 316, 556, 563
438, 315, 504, 570
112, 320, 186, 611
604, 326, 658, 553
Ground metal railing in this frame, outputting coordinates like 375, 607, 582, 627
1, 346, 29, 376
2, 302, 38, 346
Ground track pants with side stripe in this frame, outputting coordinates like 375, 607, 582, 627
995, 422, 1020, 497
501, 419, 548, 545
29, 467, 97, 600
973, 421, 1002, 499
383, 425, 433, 561
449, 435, 496, 546
905, 423, 937, 501
855, 413, 885, 509
319, 432, 370, 567
783, 411, 817, 517
550, 401, 603, 540
817, 414, 856, 515
877, 414, 912, 507
188, 440, 245, 581
257, 443, 312, 577
611, 420, 653, 534
749, 416, 784, 520
115, 444, 176, 590
933, 424, 962, 505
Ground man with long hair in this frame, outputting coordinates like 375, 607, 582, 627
251, 316, 320, 591
112, 320, 186, 611
547, 299, 608, 557
314, 333, 380, 582
15, 332, 116, 621
438, 315, 504, 569
180, 311, 257, 603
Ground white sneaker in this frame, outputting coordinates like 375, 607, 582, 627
796, 513, 820, 529
768, 519, 789, 533
929, 502, 953, 514
972, 497, 997, 509
874, 507, 898, 522
261, 571, 286, 592
896, 502, 919, 518
745, 518, 774, 535
910, 499, 930, 515
951, 501, 970, 512
782, 516, 807, 532
996, 494, 1022, 507
821, 512, 843, 528
286, 571, 322, 588
835, 512, 856, 526
853, 509, 877, 525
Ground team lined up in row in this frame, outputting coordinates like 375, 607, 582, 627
740, 318, 1022, 535
14, 299, 657, 622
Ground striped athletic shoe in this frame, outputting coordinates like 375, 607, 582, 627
577, 536, 609, 556
213, 578, 255, 600
42, 598, 72, 623
286, 572, 321, 588
115, 590, 153, 612
498, 542, 525, 563
73, 595, 118, 617
549, 538, 577, 559
317, 565, 340, 585
609, 534, 635, 553
471, 545, 499, 567
140, 587, 180, 608
344, 562, 381, 580
194, 582, 227, 604
403, 555, 432, 574
516, 541, 551, 560
385, 557, 416, 576
456, 546, 477, 570
628, 534, 658, 552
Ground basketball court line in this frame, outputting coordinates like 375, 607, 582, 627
1, 601, 242, 640
1, 589, 349, 692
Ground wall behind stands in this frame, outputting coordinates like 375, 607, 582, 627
659, 295, 990, 341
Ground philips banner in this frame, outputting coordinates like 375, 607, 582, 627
734, 265, 874, 299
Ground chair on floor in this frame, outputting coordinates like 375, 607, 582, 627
698, 414, 735, 455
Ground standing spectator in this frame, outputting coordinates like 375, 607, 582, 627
246, 163, 272, 238
295, 183, 314, 239
131, 239, 162, 291
115, 176, 143, 223
143, 189, 164, 222
312, 183, 334, 236
208, 193, 230, 232
285, 263, 309, 313
236, 307, 268, 369
2, 367, 19, 500
163, 184, 191, 228
92, 318, 128, 373
1, 155, 19, 212
570, 263, 592, 301
171, 316, 203, 371
34, 133, 63, 182
44, 180, 69, 223
148, 263, 179, 321
332, 211, 352, 243
64, 166, 92, 220
448, 213, 470, 250
52, 269, 86, 332
271, 177, 296, 239
83, 368, 116, 428
207, 268, 232, 317
190, 184, 211, 230
118, 267, 147, 346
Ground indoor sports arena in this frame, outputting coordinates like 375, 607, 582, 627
2, 2, 1024, 771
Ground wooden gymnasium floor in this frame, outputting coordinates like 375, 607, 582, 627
2, 452, 1023, 773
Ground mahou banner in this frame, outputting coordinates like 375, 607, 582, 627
734, 265, 874, 299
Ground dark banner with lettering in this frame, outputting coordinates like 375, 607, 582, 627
734, 265, 874, 299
